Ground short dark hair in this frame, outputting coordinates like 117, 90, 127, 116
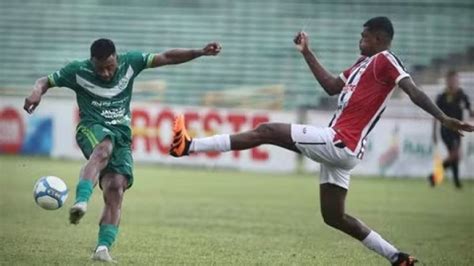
446, 69, 458, 78
90, 38, 116, 60
363, 16, 394, 40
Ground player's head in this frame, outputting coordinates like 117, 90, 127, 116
359, 17, 394, 56
90, 38, 117, 81
446, 69, 459, 92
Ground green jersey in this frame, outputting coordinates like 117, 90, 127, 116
48, 51, 155, 139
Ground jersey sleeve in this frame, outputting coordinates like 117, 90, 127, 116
376, 52, 410, 85
339, 57, 366, 83
47, 61, 79, 89
126, 51, 155, 74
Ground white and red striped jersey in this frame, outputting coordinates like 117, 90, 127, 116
329, 50, 409, 158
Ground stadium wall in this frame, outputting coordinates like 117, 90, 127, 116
1, 96, 473, 179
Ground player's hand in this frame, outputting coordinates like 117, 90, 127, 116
294, 31, 310, 53
202, 42, 221, 56
441, 116, 474, 136
23, 93, 41, 114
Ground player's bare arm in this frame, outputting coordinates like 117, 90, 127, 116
294, 31, 344, 96
150, 42, 222, 68
23, 76, 51, 114
399, 77, 474, 135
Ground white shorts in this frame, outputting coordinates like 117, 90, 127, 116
291, 124, 359, 189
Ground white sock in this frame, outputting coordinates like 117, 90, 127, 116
362, 231, 399, 263
96, 245, 108, 252
189, 134, 231, 153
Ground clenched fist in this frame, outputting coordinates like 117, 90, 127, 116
202, 42, 222, 56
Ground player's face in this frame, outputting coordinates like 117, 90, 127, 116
92, 54, 118, 82
446, 74, 459, 92
359, 28, 377, 56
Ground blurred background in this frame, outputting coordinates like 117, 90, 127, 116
0, 0, 473, 177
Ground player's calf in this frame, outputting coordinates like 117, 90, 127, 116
231, 123, 298, 152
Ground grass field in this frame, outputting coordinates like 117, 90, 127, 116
0, 155, 473, 265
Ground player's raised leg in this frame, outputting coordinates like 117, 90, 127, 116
70, 137, 113, 225
91, 172, 128, 262
169, 114, 299, 157
320, 183, 417, 265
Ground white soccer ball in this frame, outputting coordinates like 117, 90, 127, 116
33, 176, 69, 210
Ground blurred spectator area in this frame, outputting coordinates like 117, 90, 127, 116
0, 0, 473, 111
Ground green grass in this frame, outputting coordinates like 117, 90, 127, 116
0, 155, 473, 265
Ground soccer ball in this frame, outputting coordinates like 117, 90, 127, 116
33, 176, 69, 210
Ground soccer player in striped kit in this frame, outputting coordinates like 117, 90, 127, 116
170, 17, 473, 265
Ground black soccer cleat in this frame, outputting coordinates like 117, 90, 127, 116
392, 252, 418, 266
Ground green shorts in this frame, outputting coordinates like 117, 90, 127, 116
75, 123, 134, 188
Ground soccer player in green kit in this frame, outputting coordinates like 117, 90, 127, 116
23, 38, 222, 262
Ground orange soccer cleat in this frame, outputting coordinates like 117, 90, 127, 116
169, 115, 192, 157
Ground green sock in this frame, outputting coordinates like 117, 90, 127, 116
75, 178, 94, 203
97, 224, 118, 248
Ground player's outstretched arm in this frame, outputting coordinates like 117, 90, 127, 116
399, 77, 474, 136
150, 42, 222, 68
24, 76, 51, 114
294, 31, 344, 96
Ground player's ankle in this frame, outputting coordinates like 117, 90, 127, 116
96, 245, 108, 252
73, 200, 87, 206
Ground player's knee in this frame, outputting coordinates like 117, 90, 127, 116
321, 210, 343, 228
103, 180, 125, 206
254, 123, 276, 140
106, 178, 126, 194
92, 142, 112, 161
